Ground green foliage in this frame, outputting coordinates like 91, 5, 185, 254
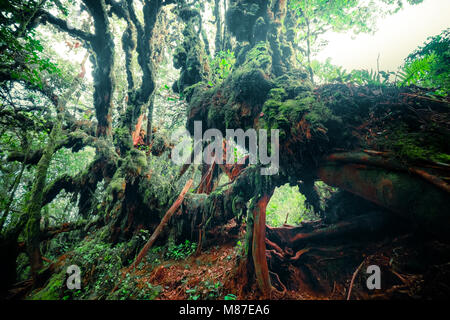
0, 1, 63, 88
185, 288, 200, 300
313, 28, 449, 91
186, 280, 223, 300
165, 239, 197, 260
36, 231, 163, 300
397, 54, 435, 86
311, 58, 394, 86
208, 50, 236, 87
224, 293, 237, 300
349, 69, 394, 86
48, 147, 96, 182
69, 236, 124, 298
202, 280, 223, 300
290, 0, 423, 80
235, 239, 244, 252
310, 58, 348, 84
266, 184, 317, 227
114, 274, 162, 300
397, 28, 449, 96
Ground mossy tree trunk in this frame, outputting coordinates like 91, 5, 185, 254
25, 117, 62, 284
25, 73, 84, 284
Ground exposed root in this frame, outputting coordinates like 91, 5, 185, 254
346, 258, 366, 300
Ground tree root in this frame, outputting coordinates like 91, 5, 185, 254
346, 258, 366, 300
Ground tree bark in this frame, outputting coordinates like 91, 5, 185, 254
82, 0, 115, 138
251, 194, 273, 297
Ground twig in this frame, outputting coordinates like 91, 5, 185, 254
269, 271, 287, 297
346, 258, 366, 300
289, 248, 311, 262
391, 270, 408, 285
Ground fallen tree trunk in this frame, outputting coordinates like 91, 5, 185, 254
318, 162, 450, 240
266, 211, 397, 253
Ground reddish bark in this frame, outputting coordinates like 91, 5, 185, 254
317, 162, 450, 239
132, 114, 145, 146
323, 152, 450, 195
252, 194, 272, 297
408, 167, 450, 194
197, 162, 216, 194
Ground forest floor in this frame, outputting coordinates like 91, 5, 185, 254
127, 240, 368, 300
124, 232, 434, 300
132, 242, 240, 300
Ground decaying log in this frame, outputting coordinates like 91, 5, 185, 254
266, 211, 398, 260
324, 152, 450, 195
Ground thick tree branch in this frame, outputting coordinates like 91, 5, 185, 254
39, 10, 95, 42
7, 130, 97, 165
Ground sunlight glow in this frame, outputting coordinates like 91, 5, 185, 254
315, 0, 450, 72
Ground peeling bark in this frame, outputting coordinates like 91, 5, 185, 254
251, 194, 272, 297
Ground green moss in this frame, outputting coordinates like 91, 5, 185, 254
261, 90, 332, 139
377, 124, 450, 164
173, 46, 187, 69
172, 9, 209, 93
183, 82, 207, 103
273, 71, 312, 99
113, 126, 133, 153
130, 149, 147, 168
267, 88, 287, 101
396, 141, 450, 164
434, 153, 450, 163
226, 0, 267, 41
30, 270, 65, 300
239, 41, 272, 74
110, 175, 126, 194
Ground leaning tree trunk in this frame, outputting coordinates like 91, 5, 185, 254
24, 54, 87, 285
